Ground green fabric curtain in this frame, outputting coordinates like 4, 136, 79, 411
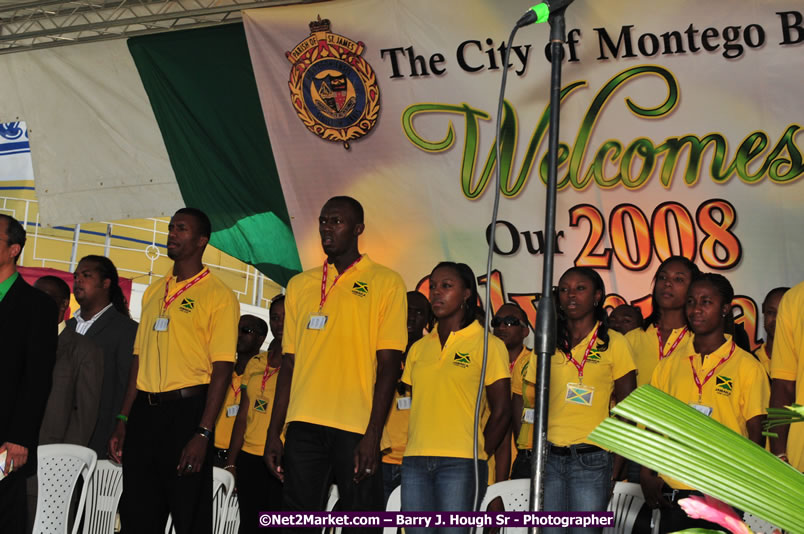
128, 24, 301, 286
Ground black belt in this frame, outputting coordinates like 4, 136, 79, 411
137, 384, 207, 406
549, 444, 603, 456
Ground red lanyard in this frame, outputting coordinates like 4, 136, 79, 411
163, 269, 210, 313
689, 341, 736, 402
658, 326, 688, 361
564, 323, 599, 383
509, 347, 527, 372
230, 381, 241, 400
319, 257, 362, 310
261, 362, 280, 394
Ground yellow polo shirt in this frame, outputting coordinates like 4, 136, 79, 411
527, 325, 636, 447
381, 383, 411, 465
241, 352, 279, 456
652, 339, 770, 488
755, 343, 771, 376
626, 325, 693, 387
283, 255, 408, 434
134, 267, 239, 392
511, 348, 535, 450
214, 370, 245, 449
771, 281, 804, 471
401, 321, 510, 460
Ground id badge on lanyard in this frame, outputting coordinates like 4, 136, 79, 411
307, 314, 328, 330
155, 269, 210, 332
310, 258, 362, 331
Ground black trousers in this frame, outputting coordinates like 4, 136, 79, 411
236, 451, 282, 534
0, 471, 27, 534
510, 449, 533, 480
282, 422, 383, 534
120, 393, 213, 534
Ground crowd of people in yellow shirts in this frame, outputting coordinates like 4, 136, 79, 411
212, 243, 802, 534
5, 200, 800, 534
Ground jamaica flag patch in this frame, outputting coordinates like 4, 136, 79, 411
453, 352, 471, 368
715, 375, 733, 396
179, 298, 195, 312
566, 385, 593, 406
587, 349, 601, 362
352, 281, 369, 297
254, 399, 268, 412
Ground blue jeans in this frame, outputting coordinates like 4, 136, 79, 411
543, 446, 612, 534
401, 456, 487, 534
382, 463, 401, 506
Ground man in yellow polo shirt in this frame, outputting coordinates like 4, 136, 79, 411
380, 290, 433, 504
770, 280, 804, 472
108, 208, 239, 534
494, 303, 533, 480
756, 287, 789, 376
212, 314, 268, 466
264, 196, 407, 529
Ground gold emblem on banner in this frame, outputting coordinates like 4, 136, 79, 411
286, 16, 380, 149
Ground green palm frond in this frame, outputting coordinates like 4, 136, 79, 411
588, 385, 804, 533
764, 404, 804, 437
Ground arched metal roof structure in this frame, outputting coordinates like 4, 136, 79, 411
0, 0, 311, 54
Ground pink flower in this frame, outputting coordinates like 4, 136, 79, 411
678, 495, 752, 534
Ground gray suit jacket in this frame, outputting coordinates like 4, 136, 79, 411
66, 307, 138, 457
39, 328, 104, 446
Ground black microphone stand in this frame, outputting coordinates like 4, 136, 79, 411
528, 7, 566, 532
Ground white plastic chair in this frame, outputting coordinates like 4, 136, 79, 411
212, 467, 235, 534
165, 467, 234, 534
477, 479, 530, 534
325, 484, 340, 534
743, 511, 781, 534
383, 485, 401, 534
604, 481, 659, 534
34, 444, 98, 534
222, 491, 240, 534
81, 460, 123, 534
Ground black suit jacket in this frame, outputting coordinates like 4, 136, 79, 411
66, 307, 138, 457
0, 275, 58, 476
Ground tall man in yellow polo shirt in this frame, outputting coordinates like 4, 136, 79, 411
265, 196, 407, 530
770, 280, 804, 471
109, 208, 239, 534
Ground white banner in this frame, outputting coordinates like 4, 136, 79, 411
244, 0, 804, 346
0, 40, 183, 226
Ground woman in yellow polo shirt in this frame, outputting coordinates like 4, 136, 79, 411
644, 273, 769, 532
401, 262, 510, 531
624, 256, 700, 483
626, 256, 700, 388
527, 266, 636, 531
226, 296, 284, 534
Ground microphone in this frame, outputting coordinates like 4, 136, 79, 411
516, 0, 575, 27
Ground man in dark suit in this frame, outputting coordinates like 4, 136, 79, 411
0, 214, 58, 533
66, 255, 138, 458
27, 275, 104, 527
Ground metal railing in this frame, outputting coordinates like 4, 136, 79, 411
0, 194, 282, 307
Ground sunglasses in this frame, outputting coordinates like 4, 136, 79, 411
239, 326, 256, 335
491, 316, 523, 328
